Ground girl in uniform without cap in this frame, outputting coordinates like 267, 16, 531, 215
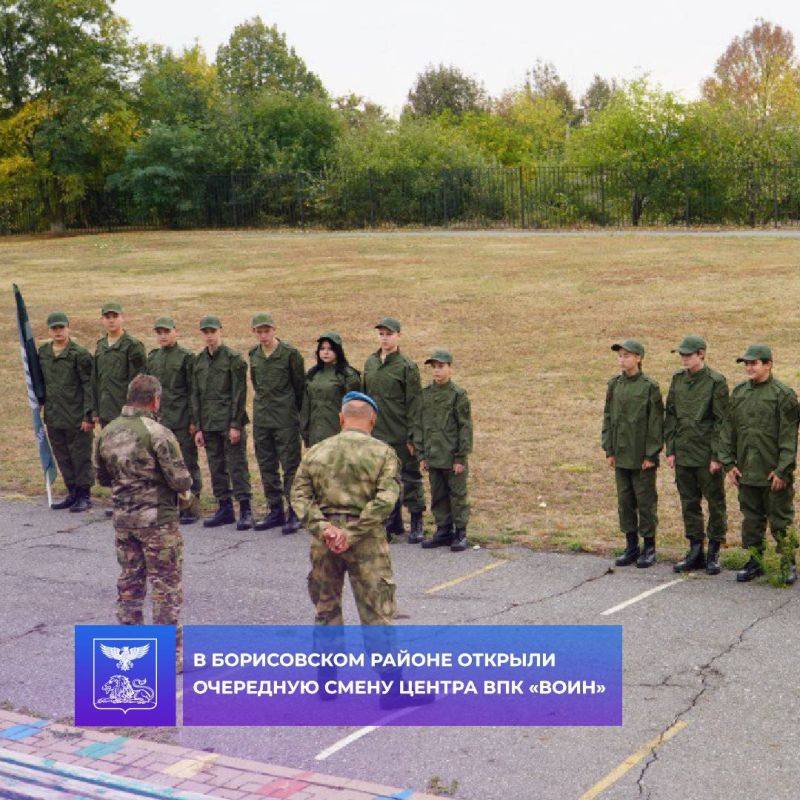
301, 333, 362, 448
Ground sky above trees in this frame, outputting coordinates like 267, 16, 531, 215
116, 0, 800, 114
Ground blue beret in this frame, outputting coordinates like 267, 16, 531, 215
342, 391, 379, 414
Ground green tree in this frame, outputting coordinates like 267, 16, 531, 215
216, 17, 325, 98
0, 0, 134, 230
580, 74, 618, 120
334, 93, 388, 130
525, 60, 576, 120
405, 64, 486, 118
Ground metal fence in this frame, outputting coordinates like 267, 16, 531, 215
4, 164, 800, 235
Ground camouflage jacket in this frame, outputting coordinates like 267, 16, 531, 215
94, 406, 192, 528
362, 349, 422, 446
416, 380, 473, 468
146, 343, 195, 431
291, 429, 400, 546
93, 332, 147, 424
191, 344, 249, 432
38, 339, 94, 429
249, 340, 306, 428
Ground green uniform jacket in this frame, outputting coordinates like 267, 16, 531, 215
191, 344, 249, 432
291, 429, 401, 547
363, 349, 422, 446
602, 371, 664, 469
718, 376, 799, 486
249, 340, 306, 428
417, 380, 473, 469
664, 365, 730, 467
94, 406, 192, 528
145, 344, 195, 431
38, 339, 94, 429
300, 364, 362, 446
93, 332, 146, 423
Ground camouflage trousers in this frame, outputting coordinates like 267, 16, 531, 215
203, 429, 251, 501
738, 482, 795, 552
171, 427, 202, 496
48, 425, 94, 488
674, 464, 726, 542
308, 518, 396, 625
428, 466, 470, 529
390, 441, 425, 514
115, 522, 183, 654
254, 424, 301, 508
615, 466, 658, 539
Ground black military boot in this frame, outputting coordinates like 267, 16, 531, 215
384, 506, 405, 541
69, 486, 92, 513
254, 505, 285, 531
179, 494, 200, 525
736, 556, 764, 582
407, 512, 424, 544
705, 540, 722, 575
450, 528, 468, 552
674, 540, 705, 573
636, 538, 656, 568
51, 485, 77, 510
237, 498, 253, 531
203, 498, 235, 528
421, 524, 454, 549
282, 508, 301, 535
615, 533, 640, 566
785, 565, 798, 585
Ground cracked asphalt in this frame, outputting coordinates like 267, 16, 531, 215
1, 497, 798, 799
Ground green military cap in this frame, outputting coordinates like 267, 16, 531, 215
425, 348, 453, 365
46, 311, 69, 327
672, 334, 707, 355
736, 344, 773, 363
153, 316, 176, 330
101, 301, 122, 315
251, 312, 275, 328
611, 339, 645, 357
375, 316, 401, 333
318, 331, 342, 346
199, 315, 222, 330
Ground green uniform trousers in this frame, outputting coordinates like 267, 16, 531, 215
674, 464, 727, 542
203, 429, 251, 502
615, 466, 658, 539
428, 466, 470, 528
391, 442, 425, 514
308, 519, 396, 626
172, 427, 202, 496
737, 482, 795, 551
47, 425, 94, 488
254, 425, 301, 508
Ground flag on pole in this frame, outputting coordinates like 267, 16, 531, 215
13, 283, 57, 504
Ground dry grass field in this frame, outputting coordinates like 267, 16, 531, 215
3, 230, 800, 559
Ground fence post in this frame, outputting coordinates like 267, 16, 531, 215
684, 163, 690, 228
600, 168, 606, 225
368, 168, 376, 228
442, 170, 448, 227
297, 173, 305, 228
518, 165, 525, 228
773, 165, 779, 229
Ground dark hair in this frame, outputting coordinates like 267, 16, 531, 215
307, 337, 351, 380
127, 374, 162, 405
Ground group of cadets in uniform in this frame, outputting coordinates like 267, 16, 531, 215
38, 304, 474, 551
603, 336, 799, 585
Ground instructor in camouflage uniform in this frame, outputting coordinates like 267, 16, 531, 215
363, 317, 424, 540
38, 311, 95, 513
94, 375, 192, 656
664, 335, 729, 575
602, 339, 664, 569
719, 344, 799, 585
291, 391, 401, 625
145, 316, 202, 524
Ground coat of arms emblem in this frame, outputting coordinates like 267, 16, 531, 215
92, 638, 158, 714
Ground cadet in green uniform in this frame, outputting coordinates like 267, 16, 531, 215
92, 302, 146, 426
719, 344, 799, 585
363, 317, 424, 540
300, 332, 361, 447
145, 317, 201, 524
291, 392, 400, 625
94, 374, 192, 668
664, 335, 729, 575
38, 312, 95, 513
416, 350, 473, 551
248, 313, 306, 535
602, 339, 664, 568
191, 316, 253, 530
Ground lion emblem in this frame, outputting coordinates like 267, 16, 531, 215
98, 674, 155, 705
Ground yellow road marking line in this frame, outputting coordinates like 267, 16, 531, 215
578, 720, 688, 800
425, 560, 506, 595
163, 752, 218, 778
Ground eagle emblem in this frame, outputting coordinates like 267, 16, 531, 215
99, 643, 150, 671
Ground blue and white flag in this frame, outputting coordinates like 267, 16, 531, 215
13, 284, 57, 500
